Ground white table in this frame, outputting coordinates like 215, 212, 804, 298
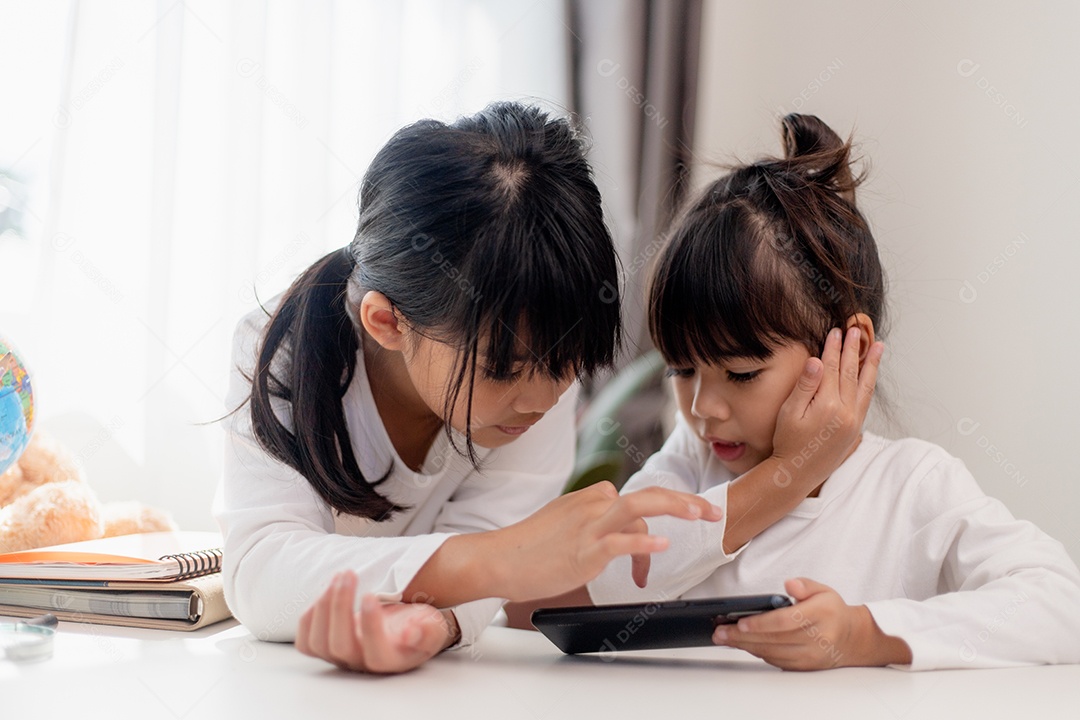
3, 615, 1077, 719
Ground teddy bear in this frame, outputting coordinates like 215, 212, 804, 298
0, 430, 176, 554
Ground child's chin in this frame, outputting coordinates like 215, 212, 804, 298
721, 452, 763, 477
723, 460, 750, 476
470, 429, 518, 449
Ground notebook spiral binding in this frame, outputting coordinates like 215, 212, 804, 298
158, 548, 224, 581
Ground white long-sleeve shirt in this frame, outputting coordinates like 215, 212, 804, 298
587, 416, 1080, 670
214, 304, 574, 646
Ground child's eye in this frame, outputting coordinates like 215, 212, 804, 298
483, 366, 524, 383
726, 369, 761, 384
664, 367, 696, 379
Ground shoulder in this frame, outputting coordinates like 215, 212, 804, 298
225, 294, 286, 414
232, 295, 284, 356
857, 433, 987, 520
229, 294, 291, 385
859, 434, 960, 480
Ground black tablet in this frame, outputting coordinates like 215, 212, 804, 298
531, 594, 794, 655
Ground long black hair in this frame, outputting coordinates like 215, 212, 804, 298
247, 102, 621, 520
649, 113, 886, 367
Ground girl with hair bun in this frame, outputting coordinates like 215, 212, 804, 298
586, 113, 1080, 671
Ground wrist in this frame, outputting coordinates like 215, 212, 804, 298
437, 532, 506, 603
853, 605, 912, 667
766, 452, 828, 495
440, 609, 462, 651
406, 533, 504, 607
772, 433, 864, 491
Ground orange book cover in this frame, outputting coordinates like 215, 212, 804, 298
0, 531, 223, 581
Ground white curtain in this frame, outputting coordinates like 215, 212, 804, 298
0, 0, 570, 528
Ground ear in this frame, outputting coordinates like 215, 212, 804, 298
358, 291, 407, 352
844, 313, 876, 366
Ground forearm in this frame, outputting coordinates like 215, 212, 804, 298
722, 456, 825, 554
222, 519, 456, 640
865, 570, 1080, 670
408, 483, 724, 608
402, 532, 504, 607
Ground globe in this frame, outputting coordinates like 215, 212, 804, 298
0, 337, 34, 476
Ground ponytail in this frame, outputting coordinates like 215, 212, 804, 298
250, 247, 401, 519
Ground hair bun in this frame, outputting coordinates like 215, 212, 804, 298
778, 113, 858, 203
781, 113, 845, 158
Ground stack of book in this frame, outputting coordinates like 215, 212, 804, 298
0, 531, 232, 630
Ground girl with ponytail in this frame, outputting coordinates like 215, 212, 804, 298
586, 114, 1080, 670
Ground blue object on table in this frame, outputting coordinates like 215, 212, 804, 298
0, 338, 35, 476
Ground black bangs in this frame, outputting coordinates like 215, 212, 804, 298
648, 197, 827, 368
463, 172, 621, 380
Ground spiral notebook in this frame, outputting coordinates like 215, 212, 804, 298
0, 531, 223, 582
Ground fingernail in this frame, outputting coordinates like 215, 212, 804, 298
687, 503, 702, 518
651, 536, 669, 550
709, 503, 724, 519
805, 360, 820, 376
737, 619, 750, 631
831, 328, 842, 341
714, 627, 729, 642
849, 327, 860, 341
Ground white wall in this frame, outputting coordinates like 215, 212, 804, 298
694, 0, 1080, 561
0, 1, 571, 532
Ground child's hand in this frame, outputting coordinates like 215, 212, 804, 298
402, 482, 723, 608
487, 482, 724, 601
296, 570, 458, 674
771, 327, 884, 491
712, 577, 911, 670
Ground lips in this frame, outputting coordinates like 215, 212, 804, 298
495, 418, 541, 436
709, 439, 746, 462
496, 424, 533, 436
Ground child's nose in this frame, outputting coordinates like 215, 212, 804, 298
512, 376, 568, 415
691, 386, 731, 421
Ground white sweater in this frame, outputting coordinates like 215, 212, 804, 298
587, 416, 1080, 670
214, 304, 574, 646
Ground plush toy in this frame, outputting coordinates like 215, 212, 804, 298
0, 430, 176, 554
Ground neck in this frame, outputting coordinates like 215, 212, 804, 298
362, 333, 443, 471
